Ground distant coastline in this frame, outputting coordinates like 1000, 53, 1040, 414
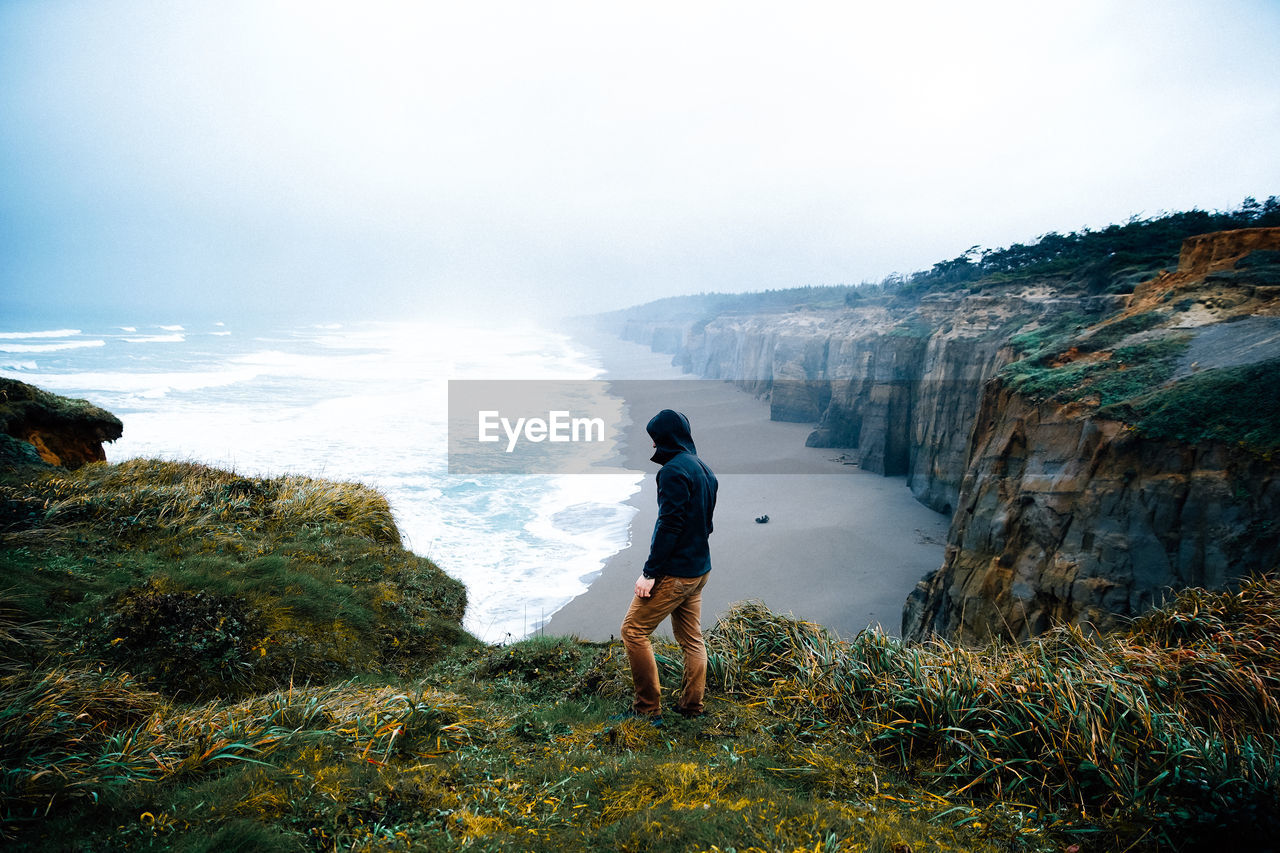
545, 329, 949, 640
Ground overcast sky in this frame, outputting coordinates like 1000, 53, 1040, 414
2, 0, 1278, 325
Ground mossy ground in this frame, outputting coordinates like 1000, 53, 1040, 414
0, 459, 469, 700
7, 588, 1280, 852
3, 459, 1279, 851
1003, 310, 1280, 455
0, 633, 1047, 853
1002, 329, 1192, 409
1102, 357, 1280, 454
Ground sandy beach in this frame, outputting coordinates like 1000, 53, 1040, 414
544, 330, 950, 641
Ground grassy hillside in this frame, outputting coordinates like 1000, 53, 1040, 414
0, 459, 469, 702
2, 456, 1278, 851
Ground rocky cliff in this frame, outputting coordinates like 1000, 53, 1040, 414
0, 377, 123, 472
621, 288, 1123, 516
904, 228, 1280, 641
611, 227, 1280, 642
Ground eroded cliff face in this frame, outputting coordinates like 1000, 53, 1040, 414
621, 289, 1121, 514
902, 387, 1280, 642
904, 228, 1280, 641
0, 378, 123, 471
616, 228, 1280, 642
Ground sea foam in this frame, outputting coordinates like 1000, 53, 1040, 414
0, 318, 636, 642
0, 339, 105, 353
0, 328, 83, 338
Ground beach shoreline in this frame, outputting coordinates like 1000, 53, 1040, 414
544, 329, 949, 641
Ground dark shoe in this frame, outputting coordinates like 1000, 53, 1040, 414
674, 706, 705, 719
609, 710, 664, 727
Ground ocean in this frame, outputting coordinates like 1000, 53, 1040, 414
0, 318, 652, 642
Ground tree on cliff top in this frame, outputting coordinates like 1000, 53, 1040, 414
892, 195, 1280, 298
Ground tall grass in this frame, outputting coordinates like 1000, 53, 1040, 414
706, 583, 1280, 848
5, 458, 1277, 850
9, 579, 1278, 850
0, 667, 477, 819
2, 646, 1008, 853
20, 459, 401, 547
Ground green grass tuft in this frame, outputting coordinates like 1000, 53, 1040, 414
7, 579, 1280, 850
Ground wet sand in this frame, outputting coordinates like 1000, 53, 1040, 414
543, 330, 949, 640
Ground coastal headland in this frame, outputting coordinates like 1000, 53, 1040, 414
598, 223, 1280, 643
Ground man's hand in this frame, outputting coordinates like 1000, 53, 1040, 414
635, 575, 656, 598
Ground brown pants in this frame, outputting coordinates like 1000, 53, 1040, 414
620, 572, 709, 716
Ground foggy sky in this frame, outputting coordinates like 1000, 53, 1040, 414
2, 1, 1278, 325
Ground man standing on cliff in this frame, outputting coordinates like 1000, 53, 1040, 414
620, 409, 718, 721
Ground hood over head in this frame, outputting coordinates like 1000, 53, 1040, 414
646, 409, 696, 464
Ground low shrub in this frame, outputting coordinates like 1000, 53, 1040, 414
479, 635, 591, 696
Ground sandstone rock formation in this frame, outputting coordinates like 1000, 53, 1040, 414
902, 386, 1280, 642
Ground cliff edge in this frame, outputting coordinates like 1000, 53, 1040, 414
903, 228, 1280, 641
0, 377, 123, 472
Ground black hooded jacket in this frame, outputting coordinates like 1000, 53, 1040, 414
642, 409, 718, 579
